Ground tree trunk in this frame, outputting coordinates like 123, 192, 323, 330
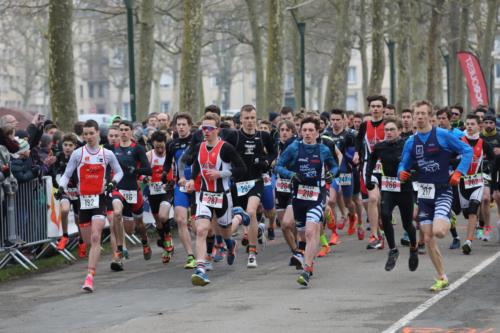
137, 0, 155, 120
324, 0, 352, 111
479, 0, 500, 106
48, 0, 77, 132
409, 2, 427, 101
396, 0, 410, 112
426, 0, 444, 103
180, 0, 204, 117
199, 66, 205, 116
368, 0, 385, 94
289, 0, 302, 110
245, 0, 265, 115
359, 0, 368, 112
447, 0, 460, 104
170, 56, 180, 115
264, 0, 284, 116
454, 3, 468, 106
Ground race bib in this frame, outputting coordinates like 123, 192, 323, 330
381, 176, 401, 192
297, 185, 320, 201
80, 195, 99, 210
119, 190, 138, 204
338, 173, 352, 186
417, 183, 435, 200
263, 173, 272, 187
373, 160, 382, 174
483, 173, 491, 181
149, 182, 166, 195
66, 187, 79, 201
236, 180, 255, 197
276, 178, 291, 193
201, 191, 223, 208
464, 174, 483, 189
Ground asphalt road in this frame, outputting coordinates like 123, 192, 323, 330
1, 209, 500, 333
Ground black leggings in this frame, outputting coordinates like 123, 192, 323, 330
380, 191, 416, 249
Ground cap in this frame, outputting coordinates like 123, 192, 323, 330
269, 112, 279, 122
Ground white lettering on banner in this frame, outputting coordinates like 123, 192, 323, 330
417, 183, 435, 200
381, 176, 401, 192
149, 182, 166, 195
80, 195, 99, 210
119, 190, 138, 204
236, 180, 255, 196
465, 55, 486, 104
464, 174, 483, 189
276, 178, 291, 193
338, 173, 352, 186
201, 191, 223, 208
297, 185, 320, 201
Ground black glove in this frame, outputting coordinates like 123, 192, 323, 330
324, 171, 334, 184
1, 166, 10, 178
254, 158, 269, 171
291, 173, 305, 185
126, 165, 136, 175
106, 181, 116, 193
54, 186, 64, 200
161, 172, 168, 184
365, 181, 375, 191
31, 165, 40, 177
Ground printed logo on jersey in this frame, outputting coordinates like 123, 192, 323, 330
417, 158, 440, 173
244, 140, 256, 155
85, 156, 90, 161
415, 145, 424, 158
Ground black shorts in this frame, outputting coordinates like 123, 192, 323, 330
78, 194, 107, 224
275, 191, 292, 210
353, 168, 360, 195
149, 192, 173, 216
61, 196, 80, 215
231, 179, 263, 209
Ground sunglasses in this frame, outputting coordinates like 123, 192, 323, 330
452, 113, 460, 116
201, 125, 217, 132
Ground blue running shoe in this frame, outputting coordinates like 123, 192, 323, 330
213, 245, 226, 262
227, 240, 237, 265
449, 237, 460, 249
191, 269, 210, 286
290, 253, 304, 270
297, 270, 310, 286
233, 206, 250, 226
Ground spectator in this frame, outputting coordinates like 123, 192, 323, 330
0, 124, 19, 153
157, 113, 170, 128
12, 138, 39, 183
73, 121, 85, 146
26, 113, 46, 151
44, 124, 58, 138
0, 114, 19, 129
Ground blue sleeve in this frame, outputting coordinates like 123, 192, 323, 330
436, 128, 472, 175
397, 136, 415, 180
275, 141, 298, 179
320, 144, 338, 176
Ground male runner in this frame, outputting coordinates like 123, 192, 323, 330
400, 109, 414, 140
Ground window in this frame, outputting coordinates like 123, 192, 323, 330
346, 95, 358, 110
88, 83, 94, 98
348, 67, 357, 84
98, 83, 104, 98
160, 73, 172, 88
161, 102, 170, 114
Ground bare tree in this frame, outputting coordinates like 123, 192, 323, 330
426, 0, 444, 103
137, 0, 155, 120
368, 0, 385, 94
396, 0, 410, 111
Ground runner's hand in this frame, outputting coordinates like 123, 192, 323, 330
399, 170, 411, 181
324, 171, 334, 184
106, 181, 116, 193
178, 177, 187, 186
449, 170, 462, 186
205, 170, 220, 180
54, 186, 64, 200
254, 158, 269, 171
291, 173, 305, 185
185, 180, 194, 193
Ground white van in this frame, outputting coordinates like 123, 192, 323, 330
78, 114, 113, 126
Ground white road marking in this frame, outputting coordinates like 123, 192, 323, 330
382, 250, 500, 333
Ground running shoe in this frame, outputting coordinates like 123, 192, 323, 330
143, 244, 152, 260
483, 226, 491, 241
204, 259, 214, 271
357, 225, 365, 240
227, 240, 237, 265
400, 232, 410, 246
328, 232, 340, 245
213, 245, 226, 262
290, 252, 304, 270
429, 278, 449, 292
449, 237, 460, 249
409, 247, 418, 271
56, 236, 69, 250
366, 235, 382, 249
462, 240, 472, 255
162, 249, 171, 263
184, 255, 197, 269
241, 233, 249, 246
317, 244, 330, 257
191, 269, 210, 286
418, 242, 426, 255
385, 248, 399, 271
267, 228, 275, 241
337, 216, 347, 230
165, 234, 174, 253
233, 206, 250, 226
297, 270, 311, 286
325, 210, 335, 230
247, 252, 257, 268
476, 228, 484, 241
378, 236, 385, 249
82, 275, 94, 292
258, 223, 266, 244
123, 249, 129, 259
78, 242, 87, 258
347, 214, 357, 235
110, 251, 124, 271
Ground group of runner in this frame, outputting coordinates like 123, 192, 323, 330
53, 95, 500, 293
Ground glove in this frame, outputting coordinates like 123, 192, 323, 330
399, 170, 411, 182
126, 165, 136, 175
449, 170, 462, 186
1, 166, 10, 178
54, 186, 64, 200
31, 165, 40, 177
324, 171, 334, 184
254, 158, 269, 171
291, 173, 305, 185
106, 181, 117, 193
161, 172, 168, 184
365, 181, 375, 191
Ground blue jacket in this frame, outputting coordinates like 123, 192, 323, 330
12, 157, 35, 183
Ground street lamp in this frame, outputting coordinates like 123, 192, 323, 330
124, 0, 136, 121
285, 8, 305, 109
384, 38, 395, 105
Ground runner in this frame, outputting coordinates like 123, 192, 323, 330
58, 119, 123, 292
276, 116, 338, 286
398, 100, 472, 291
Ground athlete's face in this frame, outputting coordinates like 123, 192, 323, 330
437, 114, 450, 129
319, 119, 325, 131
330, 114, 343, 132
369, 100, 384, 119
348, 114, 354, 128
466, 119, 480, 134
279, 124, 293, 142
176, 118, 191, 138
147, 116, 158, 128
414, 105, 430, 129
241, 109, 257, 132
401, 112, 413, 129
484, 120, 496, 132
119, 124, 132, 142
152, 140, 166, 155
62, 141, 75, 157
281, 112, 293, 122
475, 112, 485, 128
431, 115, 438, 127
83, 126, 99, 146
295, 119, 302, 131
384, 122, 400, 141
107, 129, 119, 145
259, 124, 271, 133
157, 113, 169, 127
201, 120, 219, 142
384, 108, 395, 118
451, 108, 461, 122
353, 117, 362, 130
301, 122, 318, 145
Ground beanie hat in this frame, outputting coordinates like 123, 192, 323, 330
269, 112, 279, 122
13, 137, 29, 158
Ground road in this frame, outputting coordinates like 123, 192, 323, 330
0, 210, 499, 333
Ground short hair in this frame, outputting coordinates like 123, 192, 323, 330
412, 100, 434, 115
201, 114, 220, 127
260, 120, 272, 128
204, 104, 221, 115
52, 130, 63, 143
240, 104, 256, 113
466, 113, 480, 124
353, 112, 363, 119
176, 112, 193, 125
220, 122, 231, 129
294, 113, 304, 121
305, 111, 320, 119
108, 125, 119, 132
119, 120, 133, 130
385, 104, 396, 111
151, 130, 166, 143
62, 133, 78, 145
74, 121, 84, 135
280, 106, 294, 116
83, 119, 99, 131
346, 110, 355, 117
362, 112, 372, 118
367, 94, 388, 108
383, 116, 402, 129
436, 107, 452, 120
301, 116, 320, 130
330, 109, 345, 117
1, 125, 14, 137
451, 103, 463, 114
401, 108, 412, 116
44, 124, 58, 133
277, 119, 296, 134
474, 106, 488, 114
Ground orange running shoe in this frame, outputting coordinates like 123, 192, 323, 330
317, 244, 330, 257
56, 236, 69, 250
329, 232, 340, 245
357, 225, 365, 240
337, 216, 347, 230
82, 274, 94, 292
325, 211, 336, 231
347, 214, 357, 235
78, 242, 87, 258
